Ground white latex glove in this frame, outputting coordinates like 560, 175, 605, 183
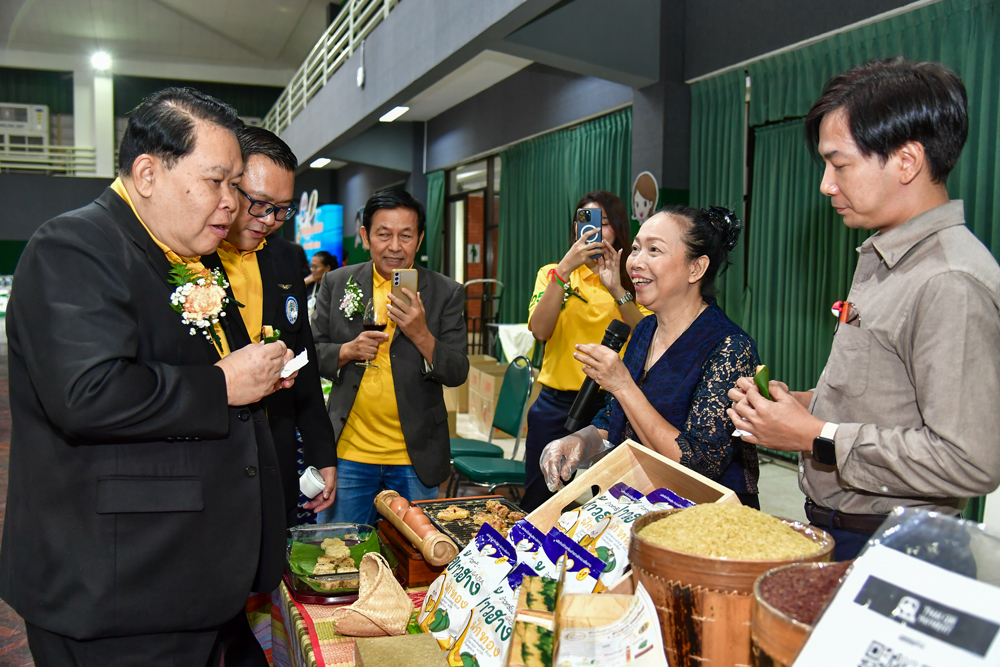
539, 425, 610, 492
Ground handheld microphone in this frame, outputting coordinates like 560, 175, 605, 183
565, 319, 632, 431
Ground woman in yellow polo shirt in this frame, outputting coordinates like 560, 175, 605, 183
521, 190, 647, 511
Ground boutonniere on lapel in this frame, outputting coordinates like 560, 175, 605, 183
168, 264, 232, 349
340, 275, 364, 319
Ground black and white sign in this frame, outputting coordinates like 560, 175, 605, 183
793, 545, 1000, 666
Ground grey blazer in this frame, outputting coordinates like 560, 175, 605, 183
312, 261, 469, 487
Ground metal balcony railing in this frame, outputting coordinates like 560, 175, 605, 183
0, 146, 98, 176
263, 0, 400, 135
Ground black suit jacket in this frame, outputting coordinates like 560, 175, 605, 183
311, 261, 468, 488
0, 188, 285, 640
204, 236, 336, 525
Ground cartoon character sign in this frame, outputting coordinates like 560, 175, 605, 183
631, 171, 659, 224
294, 189, 320, 244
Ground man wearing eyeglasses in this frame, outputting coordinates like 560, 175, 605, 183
207, 126, 337, 534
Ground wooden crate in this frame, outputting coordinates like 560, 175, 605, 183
525, 439, 739, 533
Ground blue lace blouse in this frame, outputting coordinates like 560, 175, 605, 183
592, 301, 761, 495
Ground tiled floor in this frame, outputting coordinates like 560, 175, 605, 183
0, 355, 34, 666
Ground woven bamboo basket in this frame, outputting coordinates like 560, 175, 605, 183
751, 562, 846, 666
629, 509, 833, 667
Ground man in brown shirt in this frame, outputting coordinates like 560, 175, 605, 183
728, 58, 1000, 560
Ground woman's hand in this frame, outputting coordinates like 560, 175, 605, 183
556, 233, 603, 278
596, 240, 623, 293
574, 343, 632, 394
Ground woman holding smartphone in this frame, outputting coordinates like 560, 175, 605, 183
520, 190, 647, 511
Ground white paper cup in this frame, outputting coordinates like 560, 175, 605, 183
299, 466, 326, 499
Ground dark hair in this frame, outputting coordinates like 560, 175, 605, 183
658, 204, 742, 300
363, 189, 426, 235
573, 190, 634, 294
118, 87, 243, 177
804, 57, 968, 183
312, 250, 338, 270
238, 125, 298, 171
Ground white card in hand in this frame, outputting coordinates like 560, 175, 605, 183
281, 349, 308, 378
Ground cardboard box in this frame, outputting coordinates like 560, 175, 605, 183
470, 363, 507, 402
525, 439, 739, 533
443, 387, 458, 437
458, 354, 501, 412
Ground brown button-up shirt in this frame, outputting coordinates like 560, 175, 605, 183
803, 200, 1000, 516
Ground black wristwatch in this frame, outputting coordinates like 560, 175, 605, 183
812, 422, 838, 466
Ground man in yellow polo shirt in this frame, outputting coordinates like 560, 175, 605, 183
312, 189, 469, 525
208, 126, 337, 528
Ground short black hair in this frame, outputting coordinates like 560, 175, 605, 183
805, 57, 968, 183
362, 189, 426, 235
312, 250, 338, 269
118, 87, 243, 177
658, 204, 742, 300
238, 125, 298, 172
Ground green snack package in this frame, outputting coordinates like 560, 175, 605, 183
754, 364, 773, 401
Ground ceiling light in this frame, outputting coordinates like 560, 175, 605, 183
310, 157, 332, 169
379, 106, 409, 123
456, 168, 487, 180
91, 52, 112, 71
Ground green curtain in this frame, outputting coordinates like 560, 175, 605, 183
0, 67, 73, 115
689, 69, 747, 325
112, 75, 282, 117
497, 109, 632, 323
745, 119, 869, 392
749, 0, 1000, 260
424, 170, 446, 273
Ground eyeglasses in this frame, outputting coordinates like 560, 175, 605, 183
237, 187, 298, 221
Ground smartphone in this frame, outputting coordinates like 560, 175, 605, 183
576, 208, 602, 258
392, 268, 418, 307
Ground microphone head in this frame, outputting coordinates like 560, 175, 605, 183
601, 319, 632, 351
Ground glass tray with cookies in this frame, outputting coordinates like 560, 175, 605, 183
284, 523, 402, 604
419, 496, 526, 548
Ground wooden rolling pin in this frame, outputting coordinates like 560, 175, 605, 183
374, 490, 458, 567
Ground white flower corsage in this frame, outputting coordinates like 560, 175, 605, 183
340, 275, 364, 319
168, 264, 231, 349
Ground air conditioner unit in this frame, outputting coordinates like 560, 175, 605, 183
0, 103, 50, 152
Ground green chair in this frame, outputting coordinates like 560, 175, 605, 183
448, 355, 534, 500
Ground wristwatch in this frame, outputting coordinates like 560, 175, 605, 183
812, 422, 838, 466
615, 291, 635, 306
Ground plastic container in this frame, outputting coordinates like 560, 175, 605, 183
285, 523, 400, 603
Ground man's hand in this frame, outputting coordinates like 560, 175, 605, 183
726, 378, 824, 452
303, 466, 337, 513
216, 341, 290, 406
338, 330, 390, 366
573, 343, 632, 393
387, 288, 436, 362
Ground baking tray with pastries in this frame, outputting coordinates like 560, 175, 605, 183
419, 496, 526, 548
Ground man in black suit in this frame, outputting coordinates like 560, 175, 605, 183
208, 125, 337, 527
0, 88, 292, 666
312, 190, 469, 526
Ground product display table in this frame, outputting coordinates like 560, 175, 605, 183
247, 582, 428, 667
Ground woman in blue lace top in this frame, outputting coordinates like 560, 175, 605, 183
539, 205, 762, 507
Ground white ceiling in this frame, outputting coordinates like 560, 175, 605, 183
403, 50, 532, 122
1, 0, 330, 71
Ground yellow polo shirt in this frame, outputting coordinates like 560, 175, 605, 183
110, 178, 230, 357
217, 240, 266, 342
337, 267, 410, 465
528, 264, 649, 391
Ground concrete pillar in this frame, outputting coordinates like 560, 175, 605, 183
72, 67, 115, 178
93, 72, 115, 178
